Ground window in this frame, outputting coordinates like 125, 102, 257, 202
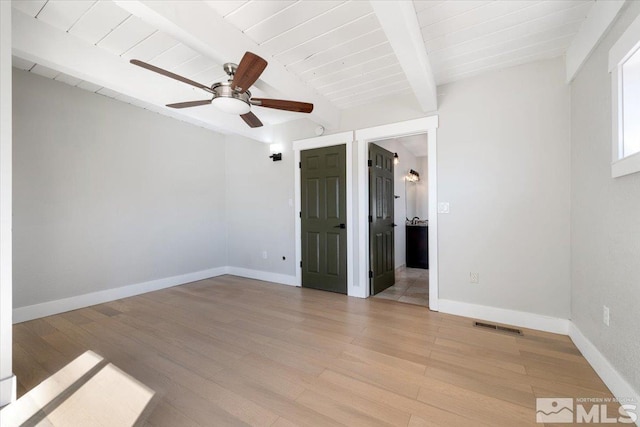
610, 13, 640, 178
621, 48, 640, 158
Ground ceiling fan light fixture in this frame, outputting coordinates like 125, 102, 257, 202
130, 53, 313, 129
211, 96, 251, 115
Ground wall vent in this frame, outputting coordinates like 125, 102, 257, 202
473, 321, 522, 335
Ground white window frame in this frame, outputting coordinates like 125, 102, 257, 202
610, 13, 640, 178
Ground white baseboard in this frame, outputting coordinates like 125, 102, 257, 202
12, 266, 229, 323
227, 267, 297, 287
12, 266, 297, 324
0, 374, 16, 407
438, 299, 571, 335
569, 323, 640, 425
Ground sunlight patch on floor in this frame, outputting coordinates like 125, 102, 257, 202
0, 350, 154, 427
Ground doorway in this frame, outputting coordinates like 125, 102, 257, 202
300, 145, 347, 294
356, 116, 439, 311
292, 117, 438, 305
369, 135, 430, 306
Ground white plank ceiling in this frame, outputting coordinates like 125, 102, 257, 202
206, 0, 410, 109
415, 0, 594, 84
11, 0, 595, 138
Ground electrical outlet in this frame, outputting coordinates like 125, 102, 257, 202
470, 272, 479, 283
603, 306, 610, 326
262, 251, 268, 260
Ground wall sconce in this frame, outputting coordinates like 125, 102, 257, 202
393, 152, 399, 165
406, 169, 420, 182
269, 143, 283, 162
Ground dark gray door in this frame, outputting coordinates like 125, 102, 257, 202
301, 145, 347, 294
369, 142, 395, 295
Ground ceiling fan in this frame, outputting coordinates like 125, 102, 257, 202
129, 52, 313, 128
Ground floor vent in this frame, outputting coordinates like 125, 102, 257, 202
473, 321, 522, 335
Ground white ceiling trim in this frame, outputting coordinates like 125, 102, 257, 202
11, 9, 270, 141
113, 0, 340, 129
370, 0, 437, 113
565, 0, 625, 83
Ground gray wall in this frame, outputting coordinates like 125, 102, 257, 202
13, 69, 228, 308
224, 134, 296, 276
437, 57, 572, 318
223, 120, 356, 279
571, 1, 640, 392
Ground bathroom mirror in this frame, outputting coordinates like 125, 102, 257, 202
405, 180, 417, 220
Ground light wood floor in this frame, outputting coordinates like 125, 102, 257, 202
13, 275, 618, 426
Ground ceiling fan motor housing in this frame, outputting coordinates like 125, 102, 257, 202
210, 82, 252, 114
211, 82, 251, 104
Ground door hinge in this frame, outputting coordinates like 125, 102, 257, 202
369, 270, 373, 278
300, 260, 302, 268
367, 159, 372, 167
299, 161, 302, 169
299, 211, 302, 218
368, 215, 373, 223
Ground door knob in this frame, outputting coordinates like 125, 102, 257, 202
334, 223, 346, 229
391, 223, 397, 227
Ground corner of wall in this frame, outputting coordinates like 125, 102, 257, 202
222, 134, 232, 268
570, 323, 640, 425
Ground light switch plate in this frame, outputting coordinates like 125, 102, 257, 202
438, 202, 450, 214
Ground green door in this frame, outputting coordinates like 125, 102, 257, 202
301, 145, 347, 294
369, 142, 395, 295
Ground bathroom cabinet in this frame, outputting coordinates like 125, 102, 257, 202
406, 225, 428, 269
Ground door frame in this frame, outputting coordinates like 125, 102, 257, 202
293, 132, 356, 296
355, 116, 440, 311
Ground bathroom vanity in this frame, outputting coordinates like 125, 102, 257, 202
406, 224, 428, 269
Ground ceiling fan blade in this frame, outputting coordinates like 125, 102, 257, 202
166, 100, 212, 109
130, 59, 212, 92
240, 111, 263, 128
231, 52, 267, 92
251, 98, 314, 113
